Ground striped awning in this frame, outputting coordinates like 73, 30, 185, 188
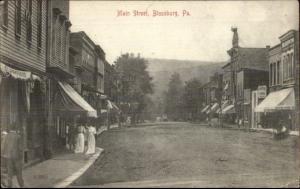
207, 103, 219, 114
201, 105, 210, 113
221, 104, 235, 114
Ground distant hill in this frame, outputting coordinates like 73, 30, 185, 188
146, 58, 226, 101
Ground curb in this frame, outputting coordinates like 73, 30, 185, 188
53, 148, 104, 188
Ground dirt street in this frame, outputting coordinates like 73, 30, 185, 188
71, 122, 300, 187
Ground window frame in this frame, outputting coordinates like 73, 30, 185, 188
14, 0, 22, 38
1, 0, 9, 30
37, 0, 42, 50
276, 61, 280, 85
25, 0, 32, 44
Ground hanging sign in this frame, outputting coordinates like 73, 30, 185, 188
0, 63, 31, 80
257, 85, 267, 99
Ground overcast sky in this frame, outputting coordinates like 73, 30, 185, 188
70, 0, 298, 63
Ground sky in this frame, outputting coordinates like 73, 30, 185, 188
70, 0, 299, 63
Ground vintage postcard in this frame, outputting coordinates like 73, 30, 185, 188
0, 0, 299, 188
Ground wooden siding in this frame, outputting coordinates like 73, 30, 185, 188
0, 0, 47, 74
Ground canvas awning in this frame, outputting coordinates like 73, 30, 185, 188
57, 81, 97, 117
107, 100, 120, 112
221, 104, 235, 114
207, 103, 219, 114
0, 63, 43, 81
201, 105, 210, 113
224, 83, 229, 90
255, 88, 295, 112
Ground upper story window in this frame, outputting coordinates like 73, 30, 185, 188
14, 0, 22, 38
276, 61, 280, 85
37, 0, 42, 49
59, 20, 65, 62
283, 52, 294, 81
270, 60, 281, 87
1, 0, 9, 29
52, 14, 57, 58
25, 0, 32, 43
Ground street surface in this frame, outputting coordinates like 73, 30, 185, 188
71, 122, 300, 187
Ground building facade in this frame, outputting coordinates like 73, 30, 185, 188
200, 73, 222, 121
225, 27, 269, 127
256, 30, 299, 131
0, 0, 48, 164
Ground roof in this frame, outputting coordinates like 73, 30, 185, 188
237, 47, 269, 71
70, 31, 96, 51
279, 29, 298, 40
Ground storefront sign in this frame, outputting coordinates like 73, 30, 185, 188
0, 63, 31, 80
257, 85, 267, 99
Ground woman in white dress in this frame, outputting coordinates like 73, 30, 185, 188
85, 125, 97, 154
74, 125, 85, 153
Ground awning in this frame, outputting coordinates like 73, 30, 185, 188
201, 105, 210, 113
224, 83, 229, 90
0, 63, 42, 81
1, 63, 31, 80
221, 104, 235, 114
217, 101, 229, 114
255, 88, 295, 112
207, 103, 219, 114
107, 100, 120, 112
57, 81, 97, 117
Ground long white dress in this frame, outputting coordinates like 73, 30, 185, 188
85, 126, 96, 154
74, 126, 85, 153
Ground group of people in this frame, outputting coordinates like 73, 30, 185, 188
67, 124, 97, 155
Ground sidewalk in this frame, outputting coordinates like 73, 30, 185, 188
197, 122, 300, 136
11, 148, 103, 188
251, 127, 299, 136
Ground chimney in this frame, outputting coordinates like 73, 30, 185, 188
266, 45, 270, 49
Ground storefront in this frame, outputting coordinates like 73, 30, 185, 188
255, 87, 295, 130
0, 63, 46, 164
50, 80, 97, 152
220, 104, 236, 123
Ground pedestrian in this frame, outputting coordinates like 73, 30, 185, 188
74, 125, 85, 153
2, 124, 25, 188
85, 125, 97, 155
67, 125, 76, 151
84, 124, 89, 152
1, 130, 8, 187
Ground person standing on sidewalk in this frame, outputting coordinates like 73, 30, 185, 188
1, 130, 8, 187
85, 125, 97, 155
74, 125, 85, 153
2, 124, 25, 188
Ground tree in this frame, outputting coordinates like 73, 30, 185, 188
114, 53, 153, 124
182, 78, 203, 121
164, 72, 184, 121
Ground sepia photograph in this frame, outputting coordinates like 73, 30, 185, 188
0, 0, 299, 188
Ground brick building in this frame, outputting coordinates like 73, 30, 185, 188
224, 28, 269, 128
256, 30, 299, 131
